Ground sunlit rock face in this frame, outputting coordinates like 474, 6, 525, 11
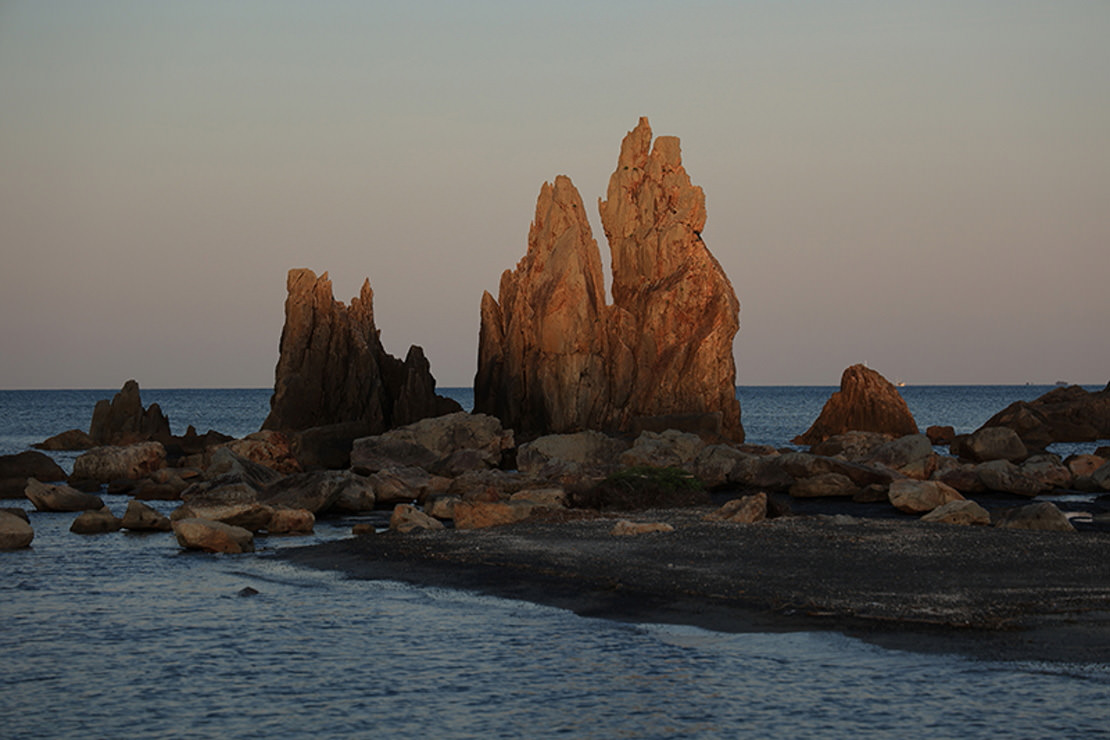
599, 118, 743, 442
476, 118, 744, 442
263, 268, 459, 433
475, 176, 613, 436
793, 364, 919, 445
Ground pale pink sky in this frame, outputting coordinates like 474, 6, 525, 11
2, 1, 1108, 388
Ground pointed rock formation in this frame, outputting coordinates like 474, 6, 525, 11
262, 268, 460, 433
599, 118, 742, 441
89, 380, 172, 446
475, 175, 612, 435
793, 364, 919, 446
475, 119, 743, 442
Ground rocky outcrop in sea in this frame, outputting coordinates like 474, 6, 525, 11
793, 364, 918, 445
262, 268, 460, 433
476, 118, 743, 442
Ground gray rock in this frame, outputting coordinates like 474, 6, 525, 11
70, 507, 122, 534
0, 510, 34, 549
994, 502, 1075, 532
121, 500, 173, 532
25, 479, 104, 512
72, 442, 166, 484
955, 426, 1028, 463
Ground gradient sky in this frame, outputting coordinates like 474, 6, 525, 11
2, 1, 1107, 389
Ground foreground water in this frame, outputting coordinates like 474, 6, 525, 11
2, 386, 1108, 738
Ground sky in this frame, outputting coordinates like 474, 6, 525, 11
1, 1, 1108, 389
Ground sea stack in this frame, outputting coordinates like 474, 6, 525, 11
793, 364, 918, 445
263, 268, 460, 433
475, 118, 743, 442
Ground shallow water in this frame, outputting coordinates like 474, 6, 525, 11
3, 496, 1108, 739
2, 386, 1109, 738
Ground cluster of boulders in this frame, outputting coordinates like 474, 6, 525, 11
4, 397, 1109, 551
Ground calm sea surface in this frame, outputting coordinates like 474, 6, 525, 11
2, 386, 1107, 739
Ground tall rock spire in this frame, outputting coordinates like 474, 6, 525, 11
599, 117, 742, 440
263, 268, 460, 432
475, 119, 744, 442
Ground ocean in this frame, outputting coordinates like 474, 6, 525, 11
1, 386, 1108, 738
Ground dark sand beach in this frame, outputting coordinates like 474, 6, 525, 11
277, 510, 1110, 664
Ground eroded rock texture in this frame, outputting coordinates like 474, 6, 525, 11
793, 364, 919, 445
475, 118, 743, 442
263, 269, 460, 432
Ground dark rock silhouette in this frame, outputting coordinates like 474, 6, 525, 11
793, 364, 918, 445
89, 379, 172, 446
475, 118, 743, 441
976, 383, 1110, 450
263, 268, 460, 433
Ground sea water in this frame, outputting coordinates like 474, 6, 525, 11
1, 386, 1108, 739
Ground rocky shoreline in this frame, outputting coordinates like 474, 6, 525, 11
276, 508, 1110, 664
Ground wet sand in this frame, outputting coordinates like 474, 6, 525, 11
276, 510, 1110, 664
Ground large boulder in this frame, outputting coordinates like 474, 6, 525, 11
368, 466, 447, 506
389, 503, 445, 533
261, 268, 460, 433
453, 499, 550, 530
920, 499, 991, 526
121, 500, 173, 532
71, 442, 166, 484
88, 380, 173, 446
516, 431, 630, 476
789, 472, 859, 498
887, 479, 964, 514
975, 460, 1046, 496
0, 451, 67, 499
34, 429, 96, 451
809, 431, 892, 462
70, 507, 123, 534
952, 426, 1028, 463
475, 118, 743, 442
975, 383, 1110, 450
173, 518, 255, 553
258, 471, 353, 514
793, 365, 918, 445
0, 510, 34, 549
222, 432, 301, 475
619, 430, 706, 469
994, 502, 1075, 532
865, 434, 935, 477
25, 479, 104, 512
203, 448, 284, 488
350, 412, 513, 475
292, 421, 373, 470
326, 474, 377, 514
704, 493, 768, 524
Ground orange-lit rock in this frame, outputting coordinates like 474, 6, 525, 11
475, 118, 743, 441
794, 365, 918, 445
